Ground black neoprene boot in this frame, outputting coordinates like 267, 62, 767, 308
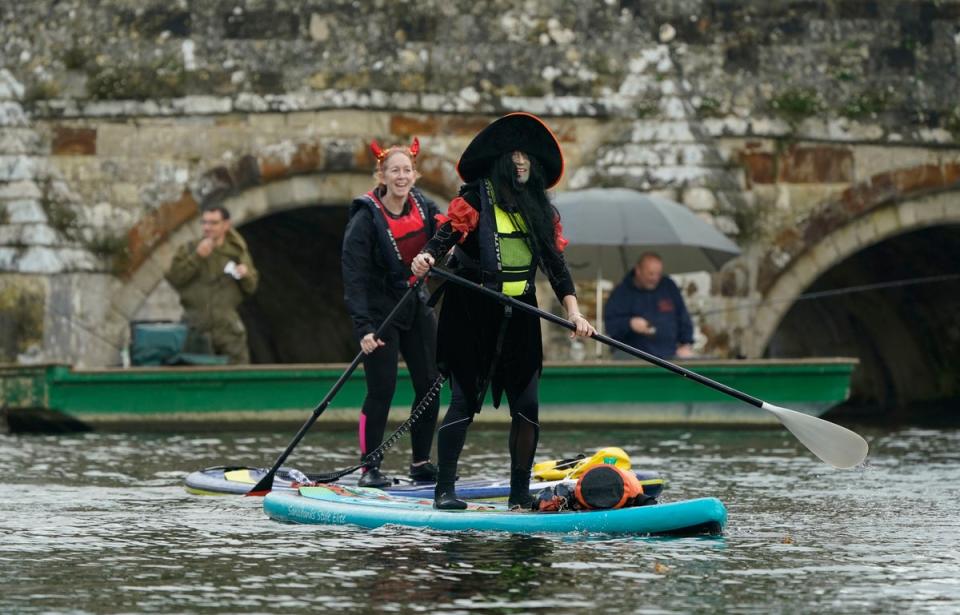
409, 461, 439, 482
358, 466, 391, 488
433, 460, 466, 510
508, 468, 534, 510
434, 486, 467, 510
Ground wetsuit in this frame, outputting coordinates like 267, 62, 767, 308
342, 186, 442, 470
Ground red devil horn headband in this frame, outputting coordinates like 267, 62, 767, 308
370, 137, 420, 166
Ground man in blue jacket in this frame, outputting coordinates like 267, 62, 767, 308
604, 252, 694, 359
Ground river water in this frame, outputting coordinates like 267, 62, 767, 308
1, 424, 958, 614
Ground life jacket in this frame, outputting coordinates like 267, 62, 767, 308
471, 179, 539, 297
357, 188, 432, 288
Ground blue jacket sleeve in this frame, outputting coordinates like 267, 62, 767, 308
674, 284, 694, 345
603, 283, 633, 341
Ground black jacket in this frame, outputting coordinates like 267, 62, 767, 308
422, 183, 576, 407
341, 187, 442, 338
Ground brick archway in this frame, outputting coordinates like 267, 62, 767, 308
745, 165, 960, 357
88, 140, 459, 365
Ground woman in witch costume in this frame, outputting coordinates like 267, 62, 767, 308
341, 138, 442, 488
411, 113, 595, 509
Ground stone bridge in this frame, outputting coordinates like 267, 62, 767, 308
2, 0, 959, 414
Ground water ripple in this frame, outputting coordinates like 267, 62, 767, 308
2, 427, 959, 613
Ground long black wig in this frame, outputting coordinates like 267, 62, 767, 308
490, 151, 561, 263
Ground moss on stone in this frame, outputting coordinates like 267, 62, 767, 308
332, 70, 372, 90
635, 94, 660, 118
945, 106, 960, 140
519, 81, 548, 97
24, 80, 61, 102
716, 195, 768, 245
0, 281, 45, 362
829, 68, 856, 82
841, 90, 889, 119
62, 45, 91, 71
184, 69, 234, 96
397, 72, 426, 92
40, 199, 79, 239
86, 57, 186, 100
83, 231, 129, 274
498, 83, 521, 97
770, 88, 824, 126
696, 96, 724, 118
0, 203, 8, 226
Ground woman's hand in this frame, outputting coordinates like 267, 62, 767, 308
360, 333, 385, 354
411, 252, 435, 277
567, 313, 597, 338
561, 295, 595, 338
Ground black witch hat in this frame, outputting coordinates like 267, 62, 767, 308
456, 112, 564, 188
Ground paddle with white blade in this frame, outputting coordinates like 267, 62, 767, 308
760, 402, 868, 469
429, 267, 868, 469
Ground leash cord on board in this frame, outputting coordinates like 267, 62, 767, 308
307, 375, 446, 484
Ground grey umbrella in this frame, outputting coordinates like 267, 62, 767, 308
553, 187, 741, 278
552, 188, 741, 358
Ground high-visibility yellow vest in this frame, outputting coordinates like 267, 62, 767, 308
493, 205, 533, 296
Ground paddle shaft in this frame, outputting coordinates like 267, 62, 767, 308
429, 267, 764, 409
247, 278, 425, 496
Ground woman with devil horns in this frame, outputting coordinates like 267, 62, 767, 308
411, 113, 596, 509
342, 138, 442, 488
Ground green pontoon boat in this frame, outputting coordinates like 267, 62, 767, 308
1, 358, 855, 431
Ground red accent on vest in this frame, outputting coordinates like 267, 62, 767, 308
373, 194, 428, 266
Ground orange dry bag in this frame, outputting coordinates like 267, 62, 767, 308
574, 465, 645, 510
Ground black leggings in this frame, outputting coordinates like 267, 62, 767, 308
359, 309, 439, 466
435, 371, 541, 487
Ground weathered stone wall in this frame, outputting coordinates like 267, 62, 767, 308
2, 0, 960, 388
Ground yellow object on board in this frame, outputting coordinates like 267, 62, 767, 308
532, 446, 632, 481
223, 469, 256, 484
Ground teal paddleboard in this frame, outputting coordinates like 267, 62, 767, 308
263, 485, 726, 535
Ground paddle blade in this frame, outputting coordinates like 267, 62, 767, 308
246, 472, 275, 497
762, 403, 869, 469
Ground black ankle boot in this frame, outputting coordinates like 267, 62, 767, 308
434, 484, 467, 510
357, 467, 391, 488
508, 468, 533, 510
409, 461, 439, 482
433, 460, 465, 509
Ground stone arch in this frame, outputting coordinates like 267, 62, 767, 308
746, 167, 960, 358
92, 142, 460, 365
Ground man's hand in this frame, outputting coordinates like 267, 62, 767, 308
675, 344, 694, 358
629, 316, 654, 335
411, 252, 435, 277
196, 238, 214, 258
233, 264, 248, 279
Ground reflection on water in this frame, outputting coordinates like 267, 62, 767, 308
2, 426, 959, 613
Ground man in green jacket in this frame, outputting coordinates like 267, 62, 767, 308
165, 205, 259, 364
